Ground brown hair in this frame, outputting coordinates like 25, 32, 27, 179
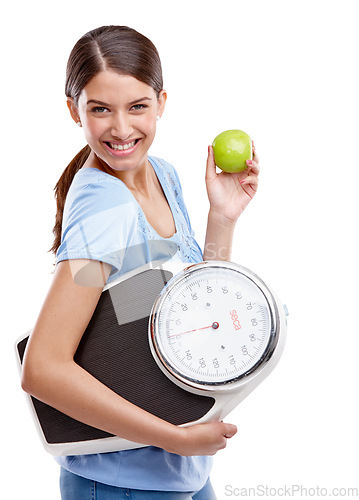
50, 25, 163, 254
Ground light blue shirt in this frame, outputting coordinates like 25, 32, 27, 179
55, 156, 212, 491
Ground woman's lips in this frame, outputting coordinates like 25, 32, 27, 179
103, 138, 141, 157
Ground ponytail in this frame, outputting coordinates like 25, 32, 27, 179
50, 145, 91, 254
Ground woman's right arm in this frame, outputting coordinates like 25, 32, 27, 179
21, 259, 237, 456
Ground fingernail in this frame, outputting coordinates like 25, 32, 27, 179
247, 159, 253, 165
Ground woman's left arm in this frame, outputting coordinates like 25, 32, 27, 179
203, 143, 260, 261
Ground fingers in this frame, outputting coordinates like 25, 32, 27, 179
216, 422, 238, 453
178, 421, 237, 455
221, 422, 238, 439
206, 145, 217, 183
250, 140, 260, 170
246, 158, 260, 173
240, 150, 260, 189
240, 174, 259, 189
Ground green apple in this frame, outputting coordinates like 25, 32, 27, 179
212, 129, 252, 173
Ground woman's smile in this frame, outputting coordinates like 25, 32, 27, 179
103, 138, 142, 156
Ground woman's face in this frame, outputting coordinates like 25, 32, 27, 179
68, 70, 166, 172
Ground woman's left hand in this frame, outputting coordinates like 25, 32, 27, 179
205, 142, 260, 222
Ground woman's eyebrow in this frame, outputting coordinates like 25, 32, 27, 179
87, 99, 111, 106
129, 97, 152, 105
87, 97, 153, 106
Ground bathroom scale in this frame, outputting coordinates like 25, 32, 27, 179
16, 260, 288, 456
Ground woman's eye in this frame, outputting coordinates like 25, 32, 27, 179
131, 104, 147, 111
92, 106, 108, 113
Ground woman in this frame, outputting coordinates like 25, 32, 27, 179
21, 25, 259, 499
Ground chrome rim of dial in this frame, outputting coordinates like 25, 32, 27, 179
150, 261, 280, 390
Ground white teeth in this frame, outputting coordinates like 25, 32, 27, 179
109, 140, 137, 151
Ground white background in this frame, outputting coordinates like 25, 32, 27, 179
2, 1, 358, 498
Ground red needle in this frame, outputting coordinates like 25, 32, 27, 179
169, 322, 219, 337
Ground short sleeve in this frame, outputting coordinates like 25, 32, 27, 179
56, 170, 145, 276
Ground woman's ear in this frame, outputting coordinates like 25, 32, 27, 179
67, 98, 81, 126
157, 90, 167, 119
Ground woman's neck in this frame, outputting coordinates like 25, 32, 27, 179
84, 151, 155, 199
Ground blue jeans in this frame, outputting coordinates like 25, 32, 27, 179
60, 468, 217, 499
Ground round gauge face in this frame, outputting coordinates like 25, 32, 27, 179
150, 262, 278, 388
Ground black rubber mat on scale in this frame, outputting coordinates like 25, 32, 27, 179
17, 269, 215, 444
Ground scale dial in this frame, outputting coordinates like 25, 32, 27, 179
150, 261, 279, 390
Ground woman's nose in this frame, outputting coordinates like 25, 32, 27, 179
111, 113, 133, 140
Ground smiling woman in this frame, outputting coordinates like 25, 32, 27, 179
21, 24, 259, 500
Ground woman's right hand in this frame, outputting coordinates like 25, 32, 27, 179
167, 421, 238, 456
